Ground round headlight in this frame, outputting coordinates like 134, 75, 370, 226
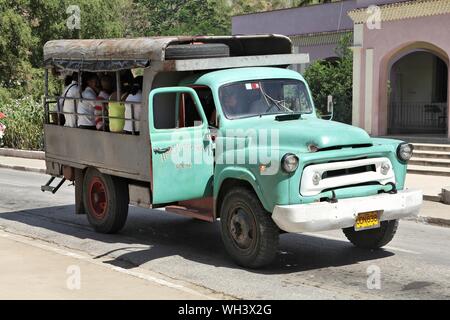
281, 153, 299, 173
397, 143, 414, 162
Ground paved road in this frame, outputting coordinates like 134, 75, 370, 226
0, 168, 449, 299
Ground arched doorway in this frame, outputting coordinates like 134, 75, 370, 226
388, 50, 448, 135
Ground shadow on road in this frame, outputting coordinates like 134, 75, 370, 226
0, 205, 394, 274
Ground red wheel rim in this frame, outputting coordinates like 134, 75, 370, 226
88, 177, 108, 220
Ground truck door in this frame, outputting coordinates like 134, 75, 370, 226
149, 87, 214, 204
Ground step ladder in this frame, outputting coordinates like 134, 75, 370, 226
41, 176, 66, 194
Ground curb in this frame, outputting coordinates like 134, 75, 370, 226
404, 215, 450, 228
423, 194, 442, 202
0, 148, 45, 160
0, 163, 46, 174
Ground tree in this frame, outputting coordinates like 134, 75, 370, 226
303, 33, 353, 124
0, 3, 35, 88
133, 0, 231, 36
26, 0, 132, 67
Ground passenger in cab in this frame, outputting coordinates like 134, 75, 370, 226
124, 76, 143, 134
62, 72, 80, 128
78, 72, 99, 129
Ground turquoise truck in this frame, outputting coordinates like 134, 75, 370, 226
42, 35, 422, 268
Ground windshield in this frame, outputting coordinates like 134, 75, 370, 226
219, 79, 313, 119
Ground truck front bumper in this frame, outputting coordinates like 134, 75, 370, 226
272, 189, 422, 233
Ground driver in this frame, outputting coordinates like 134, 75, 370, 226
221, 87, 244, 118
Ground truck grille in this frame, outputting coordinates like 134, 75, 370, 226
322, 164, 376, 179
300, 157, 395, 197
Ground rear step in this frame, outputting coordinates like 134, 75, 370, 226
41, 176, 66, 194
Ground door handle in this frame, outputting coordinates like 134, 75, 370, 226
154, 146, 172, 154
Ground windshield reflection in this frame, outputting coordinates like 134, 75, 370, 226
219, 79, 313, 119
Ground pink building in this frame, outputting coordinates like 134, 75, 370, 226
233, 0, 450, 141
349, 0, 450, 139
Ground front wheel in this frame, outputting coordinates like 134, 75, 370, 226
220, 187, 279, 268
343, 219, 399, 249
83, 168, 129, 234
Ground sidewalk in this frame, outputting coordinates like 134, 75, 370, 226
0, 230, 215, 300
405, 173, 449, 202
0, 152, 448, 226
0, 155, 46, 173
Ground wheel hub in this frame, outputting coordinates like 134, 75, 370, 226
88, 177, 107, 220
229, 209, 254, 250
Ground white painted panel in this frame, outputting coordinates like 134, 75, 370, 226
365, 48, 374, 134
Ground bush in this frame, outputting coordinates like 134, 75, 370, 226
303, 34, 353, 124
1, 97, 44, 150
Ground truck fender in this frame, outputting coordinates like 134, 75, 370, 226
214, 167, 270, 217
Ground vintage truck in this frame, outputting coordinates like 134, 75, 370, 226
42, 35, 422, 268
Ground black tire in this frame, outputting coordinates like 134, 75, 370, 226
220, 187, 279, 268
165, 43, 230, 60
343, 219, 399, 249
83, 168, 129, 234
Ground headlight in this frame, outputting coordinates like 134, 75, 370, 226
397, 143, 414, 162
281, 153, 299, 173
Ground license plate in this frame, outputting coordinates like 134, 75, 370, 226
355, 211, 381, 231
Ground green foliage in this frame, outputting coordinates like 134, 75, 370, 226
1, 97, 44, 150
134, 0, 231, 36
230, 0, 338, 15
0, 4, 35, 87
26, 0, 132, 67
303, 33, 353, 124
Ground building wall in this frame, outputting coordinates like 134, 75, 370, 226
353, 13, 450, 138
231, 0, 406, 36
231, 0, 408, 67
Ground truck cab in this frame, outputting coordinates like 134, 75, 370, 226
42, 35, 422, 268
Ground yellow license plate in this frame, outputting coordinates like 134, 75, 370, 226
355, 211, 381, 231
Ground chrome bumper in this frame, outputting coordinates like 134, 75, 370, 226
272, 189, 422, 233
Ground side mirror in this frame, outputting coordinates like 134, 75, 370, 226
323, 95, 334, 120
327, 95, 333, 114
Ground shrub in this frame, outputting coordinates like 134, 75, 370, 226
303, 33, 353, 124
1, 97, 44, 150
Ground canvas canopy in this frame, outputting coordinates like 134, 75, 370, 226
43, 35, 293, 72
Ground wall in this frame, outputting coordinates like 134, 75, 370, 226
353, 13, 450, 138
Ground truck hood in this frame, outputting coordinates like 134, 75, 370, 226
228, 117, 372, 151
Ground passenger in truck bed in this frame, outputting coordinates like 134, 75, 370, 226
62, 72, 80, 128
124, 76, 143, 135
95, 75, 114, 131
78, 72, 99, 130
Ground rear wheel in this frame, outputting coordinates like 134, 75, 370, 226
343, 219, 399, 249
220, 187, 279, 268
83, 168, 129, 234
